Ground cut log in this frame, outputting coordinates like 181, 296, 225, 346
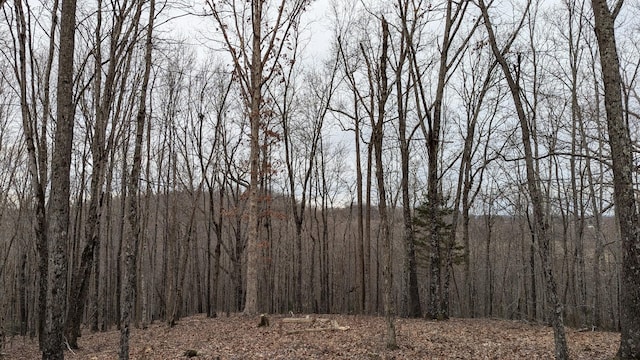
281, 315, 314, 324
284, 326, 350, 335
279, 316, 350, 335
258, 314, 270, 327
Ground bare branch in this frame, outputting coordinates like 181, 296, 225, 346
612, 0, 624, 20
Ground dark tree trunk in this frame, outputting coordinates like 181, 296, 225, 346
591, 1, 640, 357
119, 0, 154, 358
13, 0, 56, 348
66, 0, 132, 344
368, 17, 396, 349
206, 184, 223, 318
396, 0, 421, 318
19, 252, 27, 336
42, 0, 77, 357
355, 117, 365, 314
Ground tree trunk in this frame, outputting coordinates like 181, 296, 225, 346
211, 189, 223, 317
370, 17, 396, 349
396, 0, 421, 318
119, 0, 154, 358
355, 117, 365, 314
19, 252, 27, 335
590, 1, 640, 357
478, 1, 568, 358
66, 0, 136, 344
12, 0, 57, 348
242, 0, 265, 316
205, 182, 223, 317
207, 0, 312, 316
42, 0, 77, 357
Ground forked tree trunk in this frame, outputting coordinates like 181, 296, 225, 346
208, 0, 311, 315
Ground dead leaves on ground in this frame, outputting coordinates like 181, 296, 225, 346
1, 314, 618, 359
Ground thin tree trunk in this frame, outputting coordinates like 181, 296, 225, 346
119, 0, 154, 357
19, 252, 27, 335
355, 114, 365, 314
396, 0, 421, 318
211, 187, 223, 317
365, 17, 396, 349
478, 1, 568, 358
66, 0, 136, 344
12, 0, 57, 348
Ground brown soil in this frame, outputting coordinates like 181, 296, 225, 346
1, 314, 619, 359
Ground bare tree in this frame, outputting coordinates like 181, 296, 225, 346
3, 0, 58, 347
590, 0, 640, 357
477, 0, 569, 358
406, 0, 475, 320
450, 44, 500, 317
334, 15, 371, 313
207, 0, 311, 315
42, 0, 77, 357
119, 0, 154, 358
272, 31, 338, 311
65, 0, 146, 347
359, 15, 397, 348
191, 62, 233, 318
394, 0, 421, 318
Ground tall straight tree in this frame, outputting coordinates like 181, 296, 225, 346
360, 15, 396, 348
192, 63, 232, 318
478, 0, 568, 358
590, 0, 640, 358
43, 0, 77, 357
395, 0, 421, 318
207, 0, 311, 315
119, 0, 155, 358
6, 0, 58, 347
335, 22, 371, 313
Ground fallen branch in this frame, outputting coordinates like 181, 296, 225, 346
280, 316, 350, 335
281, 315, 314, 324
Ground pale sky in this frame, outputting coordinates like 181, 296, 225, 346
162, 0, 334, 63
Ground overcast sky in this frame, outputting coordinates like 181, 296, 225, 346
162, 0, 334, 63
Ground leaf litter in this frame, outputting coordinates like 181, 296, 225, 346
1, 314, 618, 359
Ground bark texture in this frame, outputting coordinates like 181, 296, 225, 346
119, 0, 154, 358
370, 16, 397, 350
42, 0, 77, 358
590, 1, 640, 358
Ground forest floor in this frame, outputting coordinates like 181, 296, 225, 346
1, 313, 619, 359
